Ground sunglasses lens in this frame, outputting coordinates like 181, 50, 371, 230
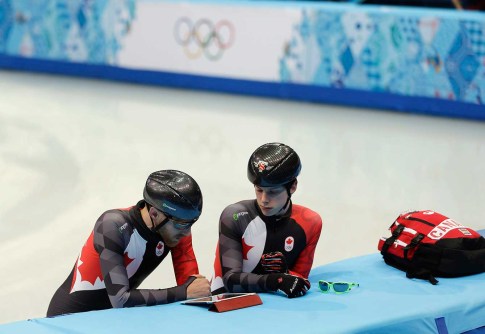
173, 221, 193, 230
333, 283, 350, 293
319, 281, 330, 292
165, 214, 195, 230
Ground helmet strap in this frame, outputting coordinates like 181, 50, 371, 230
151, 216, 169, 232
276, 180, 295, 215
147, 204, 170, 232
278, 196, 291, 215
284, 180, 296, 197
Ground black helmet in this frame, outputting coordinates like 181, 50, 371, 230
247, 143, 301, 187
143, 170, 203, 223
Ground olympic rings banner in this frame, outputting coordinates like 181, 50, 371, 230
117, 2, 299, 80
173, 18, 235, 61
0, 0, 484, 120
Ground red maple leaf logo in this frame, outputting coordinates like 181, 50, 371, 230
242, 238, 254, 261
286, 238, 293, 245
77, 233, 103, 285
124, 252, 135, 267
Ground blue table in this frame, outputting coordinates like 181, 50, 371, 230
1, 250, 484, 334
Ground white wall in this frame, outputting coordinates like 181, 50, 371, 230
0, 70, 484, 324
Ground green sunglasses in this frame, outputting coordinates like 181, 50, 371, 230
318, 280, 359, 294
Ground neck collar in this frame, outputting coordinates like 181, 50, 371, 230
254, 199, 292, 224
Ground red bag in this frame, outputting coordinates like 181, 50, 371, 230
378, 210, 485, 284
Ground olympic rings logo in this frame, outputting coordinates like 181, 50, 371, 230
174, 17, 235, 61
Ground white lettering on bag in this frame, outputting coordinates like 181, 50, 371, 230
427, 219, 466, 240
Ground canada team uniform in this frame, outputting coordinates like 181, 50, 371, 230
211, 199, 322, 294
47, 201, 198, 316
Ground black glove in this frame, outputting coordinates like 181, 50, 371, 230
266, 273, 311, 298
261, 251, 288, 273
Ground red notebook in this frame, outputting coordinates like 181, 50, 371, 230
182, 293, 262, 313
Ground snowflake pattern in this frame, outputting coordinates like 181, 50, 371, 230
281, 8, 484, 105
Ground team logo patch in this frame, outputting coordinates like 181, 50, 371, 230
155, 241, 165, 256
233, 211, 249, 221
162, 202, 176, 211
254, 160, 271, 172
285, 236, 294, 252
118, 223, 128, 234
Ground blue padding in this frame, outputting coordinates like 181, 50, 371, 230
0, 253, 484, 334
435, 317, 449, 334
1, 55, 484, 122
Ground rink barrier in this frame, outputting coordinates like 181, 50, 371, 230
1, 55, 484, 121
0, 1, 484, 121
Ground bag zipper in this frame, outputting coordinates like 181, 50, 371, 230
405, 216, 435, 227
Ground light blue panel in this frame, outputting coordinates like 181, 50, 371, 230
0, 0, 136, 63
281, 6, 485, 105
0, 253, 483, 333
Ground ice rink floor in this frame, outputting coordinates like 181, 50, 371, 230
1, 69, 484, 324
